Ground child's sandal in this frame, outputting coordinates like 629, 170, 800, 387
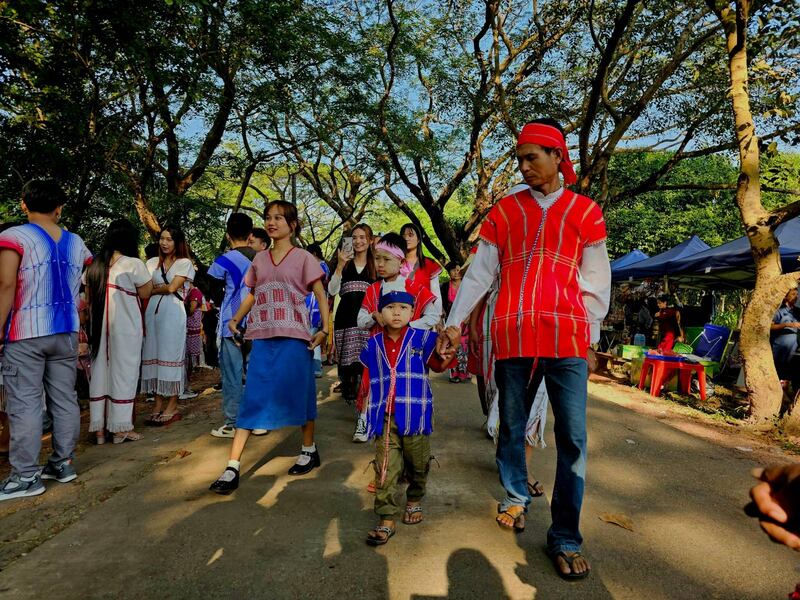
366, 525, 395, 546
403, 504, 423, 525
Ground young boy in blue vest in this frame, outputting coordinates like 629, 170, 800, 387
207, 213, 256, 438
361, 290, 454, 546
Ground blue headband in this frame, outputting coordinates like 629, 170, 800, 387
379, 290, 415, 311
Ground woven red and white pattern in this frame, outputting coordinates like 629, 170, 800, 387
247, 281, 310, 337
479, 188, 606, 359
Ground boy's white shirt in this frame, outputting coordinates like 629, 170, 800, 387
357, 275, 443, 330
445, 184, 611, 343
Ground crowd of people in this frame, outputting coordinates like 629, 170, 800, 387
2, 118, 797, 583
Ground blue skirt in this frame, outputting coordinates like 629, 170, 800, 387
236, 338, 317, 430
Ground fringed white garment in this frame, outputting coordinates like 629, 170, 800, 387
140, 257, 195, 397
88, 256, 151, 432
481, 275, 548, 448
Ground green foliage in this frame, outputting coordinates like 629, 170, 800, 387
1, 0, 798, 268
604, 150, 800, 258
762, 153, 800, 210
605, 152, 741, 257
712, 309, 741, 330
366, 189, 475, 265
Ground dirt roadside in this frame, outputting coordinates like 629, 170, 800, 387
589, 373, 800, 468
0, 369, 224, 571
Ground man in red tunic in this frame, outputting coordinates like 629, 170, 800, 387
445, 118, 611, 580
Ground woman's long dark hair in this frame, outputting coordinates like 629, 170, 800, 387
400, 222, 428, 268
86, 219, 142, 359
158, 224, 190, 263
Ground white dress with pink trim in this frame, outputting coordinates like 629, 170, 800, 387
140, 257, 195, 397
89, 256, 151, 432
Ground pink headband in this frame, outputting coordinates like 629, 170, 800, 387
375, 242, 405, 262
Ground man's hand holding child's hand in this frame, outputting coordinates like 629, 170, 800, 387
436, 334, 456, 363
443, 326, 460, 352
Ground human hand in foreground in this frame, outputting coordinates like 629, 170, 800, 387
586, 348, 598, 375
228, 319, 240, 337
469, 326, 481, 355
436, 335, 456, 363
748, 465, 800, 550
372, 311, 386, 328
337, 247, 354, 267
443, 326, 460, 351
308, 331, 327, 351
228, 319, 246, 346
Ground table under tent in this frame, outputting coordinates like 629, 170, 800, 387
601, 217, 800, 398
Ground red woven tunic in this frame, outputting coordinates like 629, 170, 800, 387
479, 188, 607, 360
361, 277, 436, 336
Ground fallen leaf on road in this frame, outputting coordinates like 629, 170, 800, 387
176, 449, 192, 459
625, 438, 636, 445
735, 446, 753, 453
599, 513, 634, 531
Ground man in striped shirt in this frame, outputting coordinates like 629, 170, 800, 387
0, 179, 92, 501
444, 119, 611, 580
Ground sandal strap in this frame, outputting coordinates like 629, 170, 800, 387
405, 505, 423, 514
499, 505, 525, 517
373, 526, 394, 534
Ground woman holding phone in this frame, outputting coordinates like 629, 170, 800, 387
328, 224, 376, 405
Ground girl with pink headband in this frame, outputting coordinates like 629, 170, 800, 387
358, 233, 441, 334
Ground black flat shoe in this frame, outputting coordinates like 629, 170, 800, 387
209, 467, 239, 494
288, 449, 321, 475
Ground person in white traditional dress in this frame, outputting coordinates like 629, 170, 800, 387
85, 219, 153, 444
141, 225, 195, 427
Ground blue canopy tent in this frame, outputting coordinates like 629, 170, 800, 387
611, 235, 711, 281
663, 217, 800, 287
610, 249, 649, 270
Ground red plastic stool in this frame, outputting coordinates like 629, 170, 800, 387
638, 356, 680, 397
676, 362, 707, 401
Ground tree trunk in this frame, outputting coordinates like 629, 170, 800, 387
739, 268, 790, 425
717, 0, 783, 423
133, 186, 161, 239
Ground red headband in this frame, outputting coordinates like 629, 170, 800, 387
516, 123, 577, 186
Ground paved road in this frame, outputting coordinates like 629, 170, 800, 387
0, 370, 797, 599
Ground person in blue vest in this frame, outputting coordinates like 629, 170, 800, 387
207, 213, 256, 438
305, 243, 330, 378
360, 290, 454, 546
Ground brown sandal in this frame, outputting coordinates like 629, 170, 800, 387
497, 504, 525, 532
113, 431, 144, 444
156, 413, 182, 427
527, 480, 545, 497
144, 413, 162, 426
